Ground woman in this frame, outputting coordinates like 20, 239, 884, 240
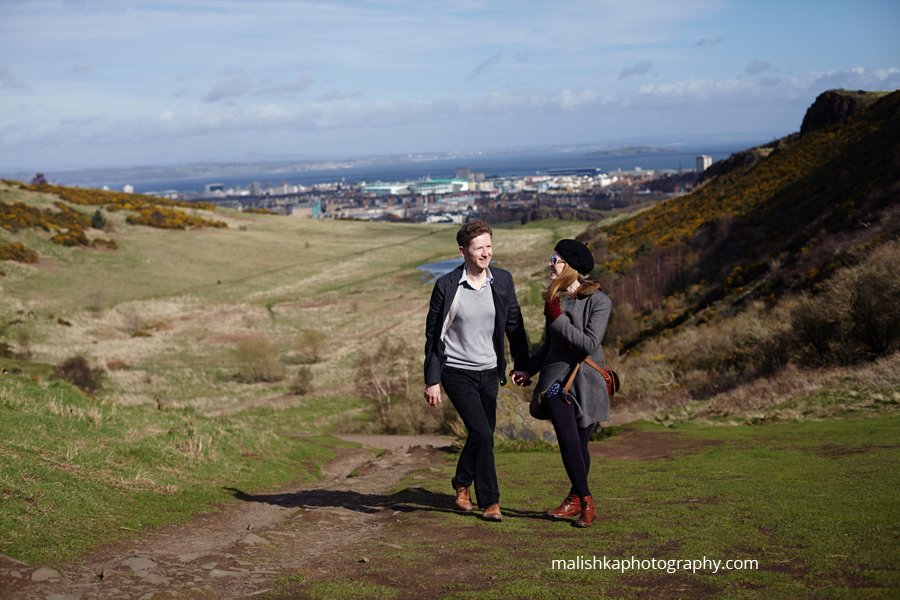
512, 239, 611, 527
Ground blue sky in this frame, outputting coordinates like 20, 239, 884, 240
1, 0, 898, 170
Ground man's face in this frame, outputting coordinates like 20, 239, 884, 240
460, 232, 493, 272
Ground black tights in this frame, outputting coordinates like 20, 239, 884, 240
546, 393, 595, 498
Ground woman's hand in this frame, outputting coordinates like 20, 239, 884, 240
544, 297, 562, 322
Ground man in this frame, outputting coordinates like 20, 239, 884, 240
424, 220, 530, 521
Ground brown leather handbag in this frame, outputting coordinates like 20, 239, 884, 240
577, 351, 621, 397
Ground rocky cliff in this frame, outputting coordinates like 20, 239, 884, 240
799, 89, 881, 135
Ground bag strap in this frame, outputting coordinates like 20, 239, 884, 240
568, 345, 603, 373
568, 344, 616, 394
561, 362, 580, 400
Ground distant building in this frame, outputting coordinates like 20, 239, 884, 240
249, 181, 261, 196
696, 155, 712, 172
290, 197, 322, 218
362, 183, 412, 196
412, 179, 469, 195
456, 167, 485, 181
123, 184, 134, 194
201, 183, 225, 199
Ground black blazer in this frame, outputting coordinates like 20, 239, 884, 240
424, 265, 529, 386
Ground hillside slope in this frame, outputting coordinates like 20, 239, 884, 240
573, 90, 900, 423
584, 89, 899, 324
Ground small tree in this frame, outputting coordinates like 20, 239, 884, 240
91, 209, 107, 230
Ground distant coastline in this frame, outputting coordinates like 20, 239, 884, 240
1, 141, 763, 194
586, 146, 681, 157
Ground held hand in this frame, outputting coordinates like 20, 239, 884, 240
424, 383, 442, 407
510, 370, 532, 387
544, 297, 562, 322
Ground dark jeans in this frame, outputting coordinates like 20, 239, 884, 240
546, 393, 595, 498
441, 366, 499, 509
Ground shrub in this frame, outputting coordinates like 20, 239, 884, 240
289, 367, 314, 395
235, 338, 284, 383
606, 303, 639, 348
0, 242, 39, 263
792, 241, 900, 364
126, 205, 227, 230
15, 331, 32, 361
356, 337, 451, 435
51, 356, 104, 394
294, 329, 327, 364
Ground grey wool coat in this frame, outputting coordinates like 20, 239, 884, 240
528, 289, 613, 428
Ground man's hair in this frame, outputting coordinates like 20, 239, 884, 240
456, 220, 493, 249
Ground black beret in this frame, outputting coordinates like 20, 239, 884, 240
554, 239, 594, 276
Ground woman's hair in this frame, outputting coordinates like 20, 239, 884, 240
542, 264, 602, 303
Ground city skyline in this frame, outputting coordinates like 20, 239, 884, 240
1, 0, 898, 171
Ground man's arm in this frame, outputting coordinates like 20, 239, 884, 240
423, 278, 446, 404
503, 272, 530, 372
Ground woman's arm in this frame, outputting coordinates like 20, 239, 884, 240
548, 292, 612, 356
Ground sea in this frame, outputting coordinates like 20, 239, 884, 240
127, 145, 746, 194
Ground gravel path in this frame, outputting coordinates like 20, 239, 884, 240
0, 436, 450, 600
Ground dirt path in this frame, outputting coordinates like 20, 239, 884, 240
0, 428, 701, 600
0, 435, 452, 600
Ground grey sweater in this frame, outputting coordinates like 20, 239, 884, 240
528, 289, 613, 428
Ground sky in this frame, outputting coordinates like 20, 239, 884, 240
1, 0, 898, 171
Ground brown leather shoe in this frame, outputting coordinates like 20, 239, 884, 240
482, 504, 502, 521
451, 477, 473, 512
574, 495, 595, 527
548, 493, 581, 519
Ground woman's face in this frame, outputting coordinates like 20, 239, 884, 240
549, 252, 566, 280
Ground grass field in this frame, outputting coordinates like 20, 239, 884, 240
268, 417, 900, 599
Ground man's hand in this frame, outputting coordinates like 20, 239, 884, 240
510, 370, 532, 386
424, 383, 442, 407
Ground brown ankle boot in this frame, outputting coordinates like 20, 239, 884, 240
451, 477, 473, 512
574, 495, 595, 527
548, 493, 581, 519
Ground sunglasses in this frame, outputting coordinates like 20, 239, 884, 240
550, 255, 566, 266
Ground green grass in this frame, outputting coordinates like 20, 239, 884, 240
0, 374, 348, 564
268, 417, 900, 598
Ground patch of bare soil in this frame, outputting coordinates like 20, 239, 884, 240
590, 428, 722, 462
